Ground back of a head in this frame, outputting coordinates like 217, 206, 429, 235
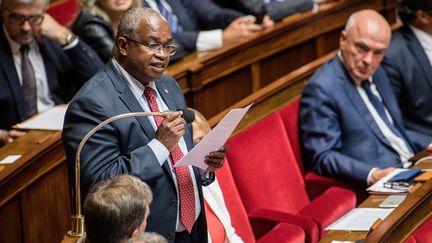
397, 0, 432, 24
84, 175, 153, 243
127, 232, 168, 243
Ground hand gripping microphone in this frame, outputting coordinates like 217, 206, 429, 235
67, 108, 195, 237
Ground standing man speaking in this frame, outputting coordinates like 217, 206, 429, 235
62, 8, 226, 243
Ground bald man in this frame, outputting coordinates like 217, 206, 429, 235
300, 10, 420, 187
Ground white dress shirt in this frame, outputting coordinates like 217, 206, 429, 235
112, 59, 201, 232
145, 0, 223, 51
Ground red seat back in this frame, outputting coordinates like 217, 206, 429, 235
278, 98, 305, 174
226, 112, 310, 215
47, 0, 79, 26
215, 159, 256, 243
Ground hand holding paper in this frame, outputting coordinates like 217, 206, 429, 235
175, 104, 252, 170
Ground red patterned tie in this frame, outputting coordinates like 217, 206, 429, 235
143, 87, 196, 233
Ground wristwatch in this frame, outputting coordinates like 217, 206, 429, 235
62, 33, 78, 47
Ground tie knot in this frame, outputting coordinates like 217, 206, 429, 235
361, 80, 371, 89
20, 44, 30, 55
144, 87, 156, 98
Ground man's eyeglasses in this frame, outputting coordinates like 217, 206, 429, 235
123, 37, 176, 56
6, 10, 44, 26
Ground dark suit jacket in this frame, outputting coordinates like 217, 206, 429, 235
0, 25, 103, 130
144, 0, 243, 51
62, 61, 211, 242
300, 56, 418, 184
382, 25, 432, 149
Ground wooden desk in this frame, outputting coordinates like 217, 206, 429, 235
0, 130, 71, 243
166, 0, 390, 122
320, 158, 432, 243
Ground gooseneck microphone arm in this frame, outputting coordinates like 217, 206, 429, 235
68, 111, 172, 237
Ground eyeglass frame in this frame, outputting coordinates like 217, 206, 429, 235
383, 181, 412, 190
122, 36, 177, 56
5, 10, 45, 26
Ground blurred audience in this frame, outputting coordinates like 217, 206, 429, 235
142, 0, 273, 52
0, 0, 103, 146
81, 174, 153, 243
191, 108, 244, 243
72, 0, 141, 62
213, 0, 314, 22
300, 9, 422, 187
382, 0, 432, 149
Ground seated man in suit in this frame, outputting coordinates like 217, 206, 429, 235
381, 0, 432, 149
62, 7, 226, 242
82, 175, 153, 243
0, 0, 103, 146
142, 0, 273, 52
300, 9, 422, 187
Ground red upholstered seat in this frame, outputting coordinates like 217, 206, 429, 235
404, 217, 432, 243
47, 0, 79, 27
278, 98, 366, 202
216, 159, 306, 243
226, 112, 356, 241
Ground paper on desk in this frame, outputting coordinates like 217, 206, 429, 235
0, 155, 21, 165
326, 208, 394, 231
16, 105, 67, 130
175, 104, 252, 170
367, 168, 412, 194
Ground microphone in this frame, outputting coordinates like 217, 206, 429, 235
67, 108, 195, 237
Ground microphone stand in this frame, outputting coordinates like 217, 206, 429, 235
67, 111, 168, 237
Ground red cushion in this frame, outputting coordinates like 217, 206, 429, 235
279, 98, 305, 174
297, 186, 356, 236
405, 217, 432, 243
226, 112, 310, 214
257, 223, 305, 243
216, 160, 255, 243
47, 0, 79, 26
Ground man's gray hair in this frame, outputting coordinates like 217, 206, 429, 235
1, 0, 49, 8
117, 7, 162, 39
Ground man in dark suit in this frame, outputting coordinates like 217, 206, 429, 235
62, 8, 226, 242
143, 0, 273, 52
381, 0, 432, 149
0, 0, 103, 146
300, 9, 421, 186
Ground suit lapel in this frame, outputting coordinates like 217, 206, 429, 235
373, 70, 414, 149
0, 28, 28, 120
404, 27, 432, 91
335, 58, 393, 148
105, 61, 155, 140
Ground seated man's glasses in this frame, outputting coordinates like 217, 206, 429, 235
123, 37, 177, 56
6, 10, 44, 26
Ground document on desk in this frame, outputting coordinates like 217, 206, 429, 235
367, 168, 413, 194
326, 208, 394, 231
175, 104, 252, 170
15, 105, 68, 130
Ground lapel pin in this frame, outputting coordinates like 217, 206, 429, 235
164, 89, 168, 94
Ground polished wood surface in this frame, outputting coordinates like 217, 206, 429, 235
0, 131, 71, 243
166, 0, 387, 121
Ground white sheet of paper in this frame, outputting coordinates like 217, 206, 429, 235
0, 155, 21, 165
366, 168, 411, 194
16, 105, 67, 130
325, 208, 394, 231
175, 104, 252, 169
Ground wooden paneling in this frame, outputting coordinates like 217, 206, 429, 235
0, 199, 21, 243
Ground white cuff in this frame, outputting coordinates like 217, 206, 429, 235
148, 138, 170, 166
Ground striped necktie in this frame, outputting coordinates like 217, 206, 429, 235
155, 0, 182, 33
